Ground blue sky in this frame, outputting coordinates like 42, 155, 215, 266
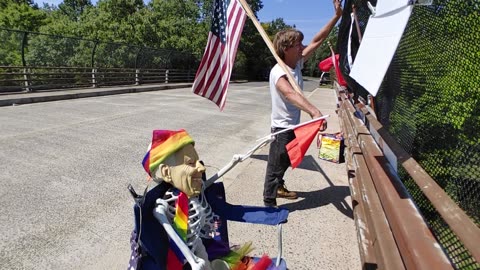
258, 0, 338, 43
35, 0, 338, 42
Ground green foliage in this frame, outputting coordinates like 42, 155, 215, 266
305, 26, 338, 77
0, 1, 47, 31
0, 0, 337, 79
389, 0, 479, 190
378, 2, 480, 266
58, 0, 92, 21
0, 30, 24, 65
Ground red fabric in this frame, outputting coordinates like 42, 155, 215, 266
318, 54, 340, 72
318, 54, 347, 87
286, 120, 323, 169
251, 255, 272, 270
166, 249, 183, 270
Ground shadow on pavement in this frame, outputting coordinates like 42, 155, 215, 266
251, 155, 353, 219
281, 186, 353, 219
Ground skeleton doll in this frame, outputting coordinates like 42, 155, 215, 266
142, 129, 230, 270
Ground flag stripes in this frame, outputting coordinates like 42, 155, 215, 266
192, 0, 246, 110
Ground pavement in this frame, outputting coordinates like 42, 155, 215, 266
0, 82, 193, 107
0, 81, 361, 269
223, 85, 360, 269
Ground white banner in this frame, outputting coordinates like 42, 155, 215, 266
349, 2, 412, 96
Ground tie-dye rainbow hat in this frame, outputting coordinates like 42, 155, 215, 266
142, 129, 194, 177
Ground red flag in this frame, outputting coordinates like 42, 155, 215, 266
286, 120, 323, 168
318, 54, 347, 87
192, 0, 246, 110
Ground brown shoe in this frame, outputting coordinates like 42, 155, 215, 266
277, 184, 298, 199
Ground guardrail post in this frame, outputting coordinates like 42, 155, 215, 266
21, 32, 32, 92
135, 69, 140, 85
165, 69, 169, 83
23, 67, 31, 92
91, 40, 98, 88
92, 68, 97, 88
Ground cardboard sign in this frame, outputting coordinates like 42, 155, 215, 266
317, 133, 345, 163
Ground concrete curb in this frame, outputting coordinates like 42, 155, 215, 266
0, 83, 192, 107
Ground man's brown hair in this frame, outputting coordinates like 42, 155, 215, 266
273, 29, 304, 60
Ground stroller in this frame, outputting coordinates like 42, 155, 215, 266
127, 135, 289, 270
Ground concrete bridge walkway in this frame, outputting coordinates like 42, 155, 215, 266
224, 85, 360, 269
0, 81, 360, 269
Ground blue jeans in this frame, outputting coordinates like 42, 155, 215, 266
263, 127, 296, 200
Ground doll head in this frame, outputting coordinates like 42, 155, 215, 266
142, 129, 205, 197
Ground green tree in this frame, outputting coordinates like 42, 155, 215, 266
57, 0, 92, 21
0, 0, 46, 31
79, 0, 144, 43
142, 0, 206, 53
383, 0, 479, 230
0, 1, 47, 66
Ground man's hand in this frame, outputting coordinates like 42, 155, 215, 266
333, 0, 343, 17
310, 110, 328, 132
320, 120, 328, 132
308, 105, 323, 119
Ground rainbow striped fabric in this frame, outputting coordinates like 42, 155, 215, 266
172, 191, 189, 240
167, 190, 189, 269
142, 129, 194, 177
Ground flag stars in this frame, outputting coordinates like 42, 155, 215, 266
211, 0, 228, 43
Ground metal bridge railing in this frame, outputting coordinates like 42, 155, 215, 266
337, 82, 480, 269
0, 66, 196, 92
0, 28, 199, 93
336, 0, 479, 268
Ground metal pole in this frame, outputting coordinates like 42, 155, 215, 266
21, 31, 31, 92
352, 5, 363, 44
91, 40, 98, 88
135, 47, 142, 85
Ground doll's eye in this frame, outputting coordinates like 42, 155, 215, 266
184, 156, 195, 166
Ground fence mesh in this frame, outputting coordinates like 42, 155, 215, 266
0, 28, 198, 91
338, 0, 479, 268
0, 29, 197, 69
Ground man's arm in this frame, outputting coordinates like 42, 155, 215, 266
302, 0, 343, 61
276, 76, 322, 119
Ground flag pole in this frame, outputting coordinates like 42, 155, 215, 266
352, 5, 363, 43
256, 115, 330, 141
206, 115, 329, 187
237, 0, 304, 96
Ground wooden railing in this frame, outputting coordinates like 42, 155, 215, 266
0, 66, 196, 92
336, 83, 480, 269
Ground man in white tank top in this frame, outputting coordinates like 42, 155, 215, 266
264, 0, 343, 207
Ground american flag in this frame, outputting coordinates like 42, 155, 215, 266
192, 0, 246, 110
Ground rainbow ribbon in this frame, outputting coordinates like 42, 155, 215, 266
167, 191, 189, 269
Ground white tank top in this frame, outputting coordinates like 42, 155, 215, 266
269, 60, 304, 128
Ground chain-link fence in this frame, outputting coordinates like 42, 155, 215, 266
338, 0, 479, 269
0, 28, 199, 92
